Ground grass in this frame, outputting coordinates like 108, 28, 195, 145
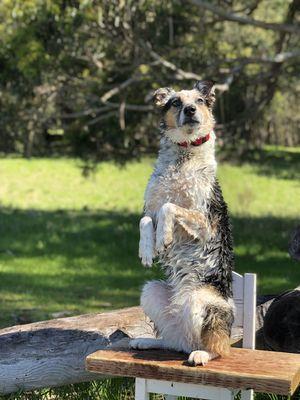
0, 146, 299, 399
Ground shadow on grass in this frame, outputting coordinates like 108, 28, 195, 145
238, 147, 300, 180
0, 207, 298, 327
232, 216, 300, 293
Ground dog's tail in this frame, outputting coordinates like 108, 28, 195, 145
201, 304, 234, 357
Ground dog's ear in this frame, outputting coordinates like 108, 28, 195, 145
153, 87, 175, 108
194, 80, 216, 108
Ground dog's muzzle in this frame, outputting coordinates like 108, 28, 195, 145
182, 105, 199, 127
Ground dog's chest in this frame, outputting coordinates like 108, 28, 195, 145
145, 161, 213, 219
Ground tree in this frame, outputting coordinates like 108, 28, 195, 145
0, 0, 299, 160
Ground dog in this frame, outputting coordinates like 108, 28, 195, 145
130, 80, 235, 366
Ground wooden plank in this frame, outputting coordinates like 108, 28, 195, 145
233, 302, 244, 327
86, 347, 300, 395
242, 273, 256, 349
232, 272, 244, 300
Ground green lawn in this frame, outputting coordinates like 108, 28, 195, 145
0, 147, 299, 328
0, 147, 299, 399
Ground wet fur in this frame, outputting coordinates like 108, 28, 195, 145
131, 81, 235, 365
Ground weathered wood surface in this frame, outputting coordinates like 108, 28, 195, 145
86, 347, 300, 396
0, 306, 153, 394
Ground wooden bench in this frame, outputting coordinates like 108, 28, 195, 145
86, 272, 300, 399
86, 347, 300, 397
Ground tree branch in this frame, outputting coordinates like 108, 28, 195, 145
100, 76, 139, 103
147, 46, 202, 81
61, 106, 112, 119
189, 0, 300, 34
99, 59, 159, 104
147, 44, 236, 92
87, 101, 153, 126
103, 101, 153, 111
87, 110, 118, 125
220, 50, 300, 65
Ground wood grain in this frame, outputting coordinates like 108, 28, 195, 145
86, 347, 300, 395
0, 306, 153, 394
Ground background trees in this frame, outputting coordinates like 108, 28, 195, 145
0, 0, 299, 160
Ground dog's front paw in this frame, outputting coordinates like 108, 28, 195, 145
139, 216, 155, 267
155, 203, 174, 253
188, 350, 210, 366
139, 241, 154, 267
155, 228, 173, 254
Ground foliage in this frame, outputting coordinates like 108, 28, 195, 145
0, 1, 299, 160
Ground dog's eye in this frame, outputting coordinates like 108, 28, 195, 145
171, 98, 181, 107
196, 98, 204, 105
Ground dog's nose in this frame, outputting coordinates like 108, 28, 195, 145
184, 105, 196, 116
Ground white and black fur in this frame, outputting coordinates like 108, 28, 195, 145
130, 81, 235, 366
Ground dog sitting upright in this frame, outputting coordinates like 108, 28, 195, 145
130, 80, 235, 366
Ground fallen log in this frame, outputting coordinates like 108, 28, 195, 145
0, 306, 154, 394
0, 296, 288, 394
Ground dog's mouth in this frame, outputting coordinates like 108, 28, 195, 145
181, 117, 200, 128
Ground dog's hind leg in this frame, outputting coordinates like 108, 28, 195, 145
188, 295, 234, 366
201, 302, 234, 356
130, 280, 171, 350
171, 285, 234, 366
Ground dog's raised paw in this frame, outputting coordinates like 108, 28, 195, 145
139, 248, 154, 267
155, 203, 175, 253
188, 350, 210, 366
139, 238, 155, 267
155, 227, 173, 254
139, 216, 155, 267
155, 233, 165, 254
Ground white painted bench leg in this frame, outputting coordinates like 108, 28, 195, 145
135, 378, 149, 400
241, 389, 254, 400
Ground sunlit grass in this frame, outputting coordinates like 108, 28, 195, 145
0, 147, 299, 399
0, 158, 154, 212
0, 148, 299, 327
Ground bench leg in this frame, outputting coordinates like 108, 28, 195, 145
135, 378, 149, 400
241, 389, 254, 400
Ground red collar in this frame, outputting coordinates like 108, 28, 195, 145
178, 133, 210, 148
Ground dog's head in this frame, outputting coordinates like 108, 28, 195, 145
153, 80, 215, 145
